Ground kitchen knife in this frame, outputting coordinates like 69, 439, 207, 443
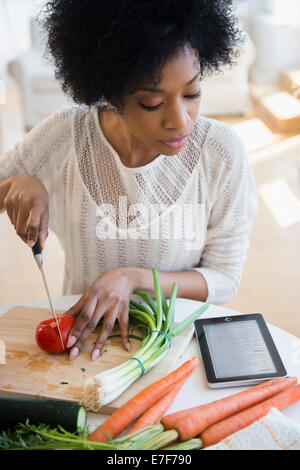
31, 239, 65, 351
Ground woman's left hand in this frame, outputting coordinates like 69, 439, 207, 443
63, 267, 138, 361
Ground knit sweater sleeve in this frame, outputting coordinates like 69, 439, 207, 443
191, 123, 258, 304
0, 105, 73, 216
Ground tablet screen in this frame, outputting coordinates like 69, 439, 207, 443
204, 320, 277, 378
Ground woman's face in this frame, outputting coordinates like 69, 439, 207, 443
121, 44, 201, 157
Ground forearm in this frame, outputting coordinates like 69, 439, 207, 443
128, 267, 208, 302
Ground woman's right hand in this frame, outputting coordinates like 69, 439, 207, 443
1, 174, 49, 250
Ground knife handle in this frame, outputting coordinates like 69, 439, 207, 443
32, 239, 42, 256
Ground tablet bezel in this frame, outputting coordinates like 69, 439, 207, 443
194, 313, 287, 388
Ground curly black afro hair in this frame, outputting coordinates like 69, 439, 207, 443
40, 0, 243, 113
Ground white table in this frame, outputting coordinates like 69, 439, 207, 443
1, 295, 300, 432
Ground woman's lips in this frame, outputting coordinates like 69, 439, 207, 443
160, 136, 189, 149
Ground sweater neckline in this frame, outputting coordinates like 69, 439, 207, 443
92, 106, 168, 173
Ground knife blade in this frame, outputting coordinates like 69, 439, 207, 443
31, 239, 65, 351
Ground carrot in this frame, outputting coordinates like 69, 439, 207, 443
87, 356, 199, 442
201, 383, 300, 447
163, 376, 298, 431
127, 380, 185, 435
166, 376, 298, 440
162, 408, 196, 430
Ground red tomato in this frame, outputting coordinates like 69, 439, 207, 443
35, 314, 76, 354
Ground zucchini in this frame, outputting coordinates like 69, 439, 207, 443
0, 396, 87, 432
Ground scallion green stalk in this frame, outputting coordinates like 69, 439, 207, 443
136, 430, 179, 450
163, 438, 203, 450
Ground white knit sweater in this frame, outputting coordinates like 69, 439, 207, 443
0, 105, 258, 304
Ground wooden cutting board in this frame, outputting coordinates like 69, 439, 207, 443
0, 306, 194, 414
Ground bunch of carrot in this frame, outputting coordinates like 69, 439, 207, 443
88, 354, 300, 449
162, 375, 300, 447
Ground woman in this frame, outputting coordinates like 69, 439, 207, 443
0, 0, 258, 361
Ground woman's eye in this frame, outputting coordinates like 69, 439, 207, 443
139, 91, 201, 112
139, 103, 162, 112
185, 91, 201, 100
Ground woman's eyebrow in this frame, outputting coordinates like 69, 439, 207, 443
138, 71, 201, 93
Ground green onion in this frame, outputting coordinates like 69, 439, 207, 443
135, 429, 179, 450
163, 438, 203, 450
129, 300, 156, 321
82, 268, 209, 412
171, 303, 209, 337
131, 290, 158, 316
160, 288, 169, 320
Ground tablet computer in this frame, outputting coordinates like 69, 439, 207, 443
194, 313, 287, 388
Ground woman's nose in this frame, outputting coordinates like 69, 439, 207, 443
163, 105, 191, 130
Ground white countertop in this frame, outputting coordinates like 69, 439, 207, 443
1, 295, 300, 431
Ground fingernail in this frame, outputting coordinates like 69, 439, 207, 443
69, 347, 79, 361
92, 349, 100, 361
126, 342, 131, 352
67, 336, 76, 348
27, 240, 34, 247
